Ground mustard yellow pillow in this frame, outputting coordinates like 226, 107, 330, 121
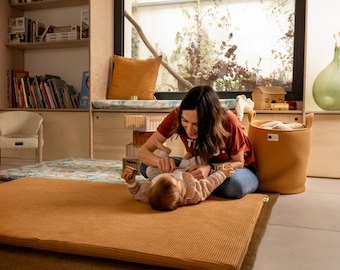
107, 55, 162, 100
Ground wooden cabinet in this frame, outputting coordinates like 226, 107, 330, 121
93, 111, 185, 160
0, 0, 114, 160
1, 111, 90, 161
307, 114, 340, 178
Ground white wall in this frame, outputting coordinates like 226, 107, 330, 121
305, 0, 340, 112
24, 6, 89, 92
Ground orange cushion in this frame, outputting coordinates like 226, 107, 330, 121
107, 55, 162, 100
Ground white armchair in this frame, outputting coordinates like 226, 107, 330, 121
0, 111, 43, 163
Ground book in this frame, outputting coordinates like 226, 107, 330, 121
34, 21, 46, 42
46, 77, 62, 108
79, 71, 89, 108
67, 85, 78, 108
9, 70, 29, 108
6, 70, 12, 108
33, 76, 46, 108
80, 10, 89, 39
28, 77, 38, 108
52, 25, 80, 33
45, 32, 79, 42
20, 77, 30, 108
8, 17, 28, 43
38, 75, 52, 108
40, 25, 55, 42
43, 79, 56, 108
50, 78, 68, 108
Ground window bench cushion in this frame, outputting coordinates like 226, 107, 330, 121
92, 99, 236, 110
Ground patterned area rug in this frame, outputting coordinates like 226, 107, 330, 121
0, 157, 145, 183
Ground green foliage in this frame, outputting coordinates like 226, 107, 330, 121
170, 1, 229, 80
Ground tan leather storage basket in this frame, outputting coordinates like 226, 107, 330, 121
247, 110, 314, 194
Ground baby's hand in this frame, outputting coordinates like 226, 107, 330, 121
220, 163, 234, 178
121, 166, 137, 184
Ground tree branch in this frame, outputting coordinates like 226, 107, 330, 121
124, 10, 193, 90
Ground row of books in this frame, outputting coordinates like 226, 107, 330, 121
8, 16, 82, 43
6, 70, 79, 109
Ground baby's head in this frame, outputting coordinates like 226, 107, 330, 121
148, 174, 185, 211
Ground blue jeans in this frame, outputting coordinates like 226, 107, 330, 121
139, 157, 259, 199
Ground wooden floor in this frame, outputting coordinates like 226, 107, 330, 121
0, 158, 35, 171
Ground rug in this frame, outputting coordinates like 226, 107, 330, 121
0, 157, 145, 183
0, 177, 276, 270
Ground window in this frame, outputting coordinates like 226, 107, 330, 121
115, 0, 306, 101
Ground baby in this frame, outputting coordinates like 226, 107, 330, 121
121, 141, 234, 211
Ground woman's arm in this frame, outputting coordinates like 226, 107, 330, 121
136, 131, 177, 173
228, 149, 245, 169
209, 150, 245, 175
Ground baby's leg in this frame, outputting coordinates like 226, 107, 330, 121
155, 140, 171, 155
146, 141, 171, 180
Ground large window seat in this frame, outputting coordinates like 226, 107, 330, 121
92, 99, 237, 110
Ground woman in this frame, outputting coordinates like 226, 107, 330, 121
137, 85, 258, 199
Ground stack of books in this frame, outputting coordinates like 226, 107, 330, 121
45, 25, 80, 42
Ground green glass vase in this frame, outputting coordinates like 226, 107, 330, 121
312, 46, 340, 110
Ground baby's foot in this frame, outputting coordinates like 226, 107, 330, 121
154, 140, 171, 155
121, 166, 137, 184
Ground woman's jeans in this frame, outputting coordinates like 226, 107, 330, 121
139, 157, 259, 199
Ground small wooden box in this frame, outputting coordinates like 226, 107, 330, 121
125, 143, 140, 159
124, 115, 165, 131
133, 131, 153, 145
252, 86, 287, 110
123, 158, 141, 175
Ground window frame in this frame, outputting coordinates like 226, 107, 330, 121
114, 0, 306, 101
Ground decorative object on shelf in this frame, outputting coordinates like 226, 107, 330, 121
251, 86, 287, 110
312, 32, 340, 110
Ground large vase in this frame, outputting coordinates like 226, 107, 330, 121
312, 46, 340, 110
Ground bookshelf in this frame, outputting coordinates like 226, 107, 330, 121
5, 1, 90, 99
1, 0, 91, 160
5, 39, 89, 50
0, 0, 114, 160
9, 0, 88, 11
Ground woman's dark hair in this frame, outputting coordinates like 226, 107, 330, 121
172, 85, 229, 162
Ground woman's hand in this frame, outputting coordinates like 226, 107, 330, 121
186, 164, 211, 179
156, 157, 176, 173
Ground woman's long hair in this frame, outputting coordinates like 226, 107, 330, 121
172, 85, 229, 162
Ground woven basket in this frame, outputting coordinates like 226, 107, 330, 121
247, 110, 314, 194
